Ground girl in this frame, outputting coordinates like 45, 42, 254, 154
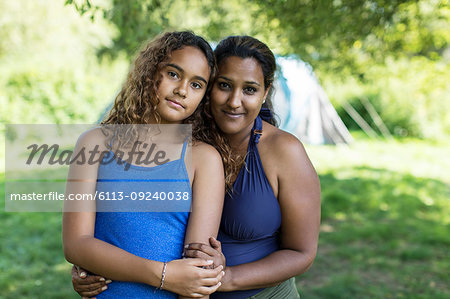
63, 31, 226, 298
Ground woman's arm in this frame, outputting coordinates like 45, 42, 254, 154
63, 130, 223, 297
179, 143, 226, 298
186, 132, 321, 291
221, 133, 321, 291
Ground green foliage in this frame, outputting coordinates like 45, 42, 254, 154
0, 0, 128, 125
255, 0, 450, 74
66, 0, 450, 72
323, 57, 450, 138
65, 0, 284, 58
1, 64, 120, 124
62, 0, 450, 139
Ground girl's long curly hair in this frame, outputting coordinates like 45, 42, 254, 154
102, 31, 216, 125
101, 31, 236, 188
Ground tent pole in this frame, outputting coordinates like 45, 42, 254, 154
342, 102, 378, 138
359, 97, 393, 139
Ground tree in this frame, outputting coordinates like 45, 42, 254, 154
67, 0, 449, 71
256, 0, 449, 72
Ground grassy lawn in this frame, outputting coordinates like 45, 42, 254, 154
1, 135, 449, 298
297, 136, 449, 298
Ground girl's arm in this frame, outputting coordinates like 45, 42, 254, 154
63, 130, 163, 285
63, 130, 223, 297
184, 142, 225, 251
179, 142, 225, 299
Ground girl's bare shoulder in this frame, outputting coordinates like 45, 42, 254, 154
75, 127, 109, 151
191, 141, 223, 165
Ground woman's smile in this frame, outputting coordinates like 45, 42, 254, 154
222, 110, 245, 119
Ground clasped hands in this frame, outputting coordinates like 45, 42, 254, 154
71, 237, 230, 298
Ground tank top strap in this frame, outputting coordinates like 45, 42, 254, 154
107, 130, 115, 150
180, 137, 189, 160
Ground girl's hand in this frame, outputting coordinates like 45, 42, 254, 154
71, 260, 224, 298
163, 258, 224, 297
184, 237, 226, 270
71, 265, 112, 298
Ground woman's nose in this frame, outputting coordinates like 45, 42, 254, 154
227, 90, 242, 109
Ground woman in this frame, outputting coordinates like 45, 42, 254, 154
72, 35, 321, 298
63, 31, 226, 298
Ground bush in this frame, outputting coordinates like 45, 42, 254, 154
322, 57, 450, 139
1, 62, 125, 125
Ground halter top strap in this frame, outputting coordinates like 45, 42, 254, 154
252, 116, 263, 144
252, 107, 273, 144
258, 107, 273, 123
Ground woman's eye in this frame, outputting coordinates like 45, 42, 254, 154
218, 82, 230, 89
168, 71, 178, 78
244, 87, 257, 94
191, 82, 202, 89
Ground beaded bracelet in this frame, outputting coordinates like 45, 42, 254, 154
158, 262, 167, 290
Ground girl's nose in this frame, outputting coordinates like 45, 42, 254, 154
174, 81, 188, 98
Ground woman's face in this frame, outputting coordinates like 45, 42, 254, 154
155, 46, 210, 124
211, 56, 269, 137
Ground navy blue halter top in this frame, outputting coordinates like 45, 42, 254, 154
213, 111, 282, 299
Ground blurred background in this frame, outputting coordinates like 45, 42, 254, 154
0, 0, 449, 298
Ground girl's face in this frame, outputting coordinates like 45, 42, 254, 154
211, 56, 269, 137
155, 46, 210, 124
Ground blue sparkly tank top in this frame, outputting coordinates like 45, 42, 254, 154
213, 110, 282, 299
94, 139, 191, 298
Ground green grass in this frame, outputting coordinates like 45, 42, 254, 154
0, 172, 76, 298
1, 135, 449, 298
296, 135, 449, 298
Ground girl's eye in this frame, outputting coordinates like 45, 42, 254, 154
191, 82, 203, 89
244, 86, 257, 94
168, 71, 178, 78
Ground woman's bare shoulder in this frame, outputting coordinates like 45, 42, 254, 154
261, 122, 306, 158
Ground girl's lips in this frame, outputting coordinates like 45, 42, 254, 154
166, 99, 184, 109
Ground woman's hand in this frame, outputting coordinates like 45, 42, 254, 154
163, 258, 224, 297
71, 265, 112, 298
184, 237, 226, 270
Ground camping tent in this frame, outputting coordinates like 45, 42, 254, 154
273, 57, 353, 145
